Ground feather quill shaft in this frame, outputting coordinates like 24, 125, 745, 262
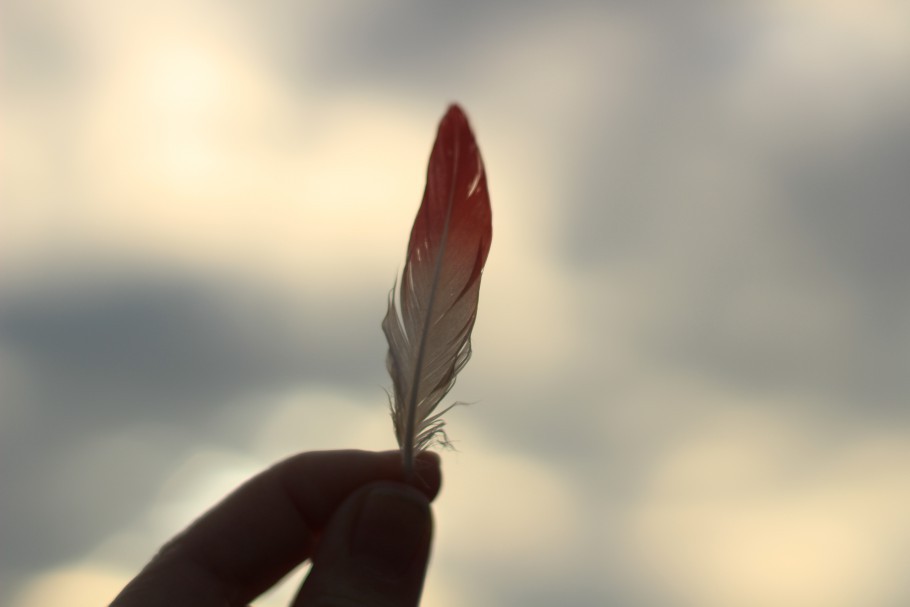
383, 104, 492, 477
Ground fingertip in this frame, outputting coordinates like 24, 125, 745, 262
415, 450, 441, 467
293, 482, 434, 606
413, 451, 442, 501
349, 484, 432, 581
374, 450, 442, 501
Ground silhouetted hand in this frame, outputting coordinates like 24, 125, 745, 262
111, 450, 441, 607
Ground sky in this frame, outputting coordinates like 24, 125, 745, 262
2, 0, 910, 605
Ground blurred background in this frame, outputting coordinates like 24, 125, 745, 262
2, 1, 910, 605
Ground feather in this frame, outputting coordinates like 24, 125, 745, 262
382, 104, 492, 477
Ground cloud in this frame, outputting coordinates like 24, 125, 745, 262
0, 263, 381, 412
623, 405, 910, 606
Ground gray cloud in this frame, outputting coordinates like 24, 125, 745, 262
553, 9, 910, 417
256, 1, 545, 84
0, 262, 388, 412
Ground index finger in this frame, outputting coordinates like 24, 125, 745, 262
111, 449, 441, 607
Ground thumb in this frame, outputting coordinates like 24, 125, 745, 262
293, 482, 433, 607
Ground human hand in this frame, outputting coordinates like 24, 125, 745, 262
110, 450, 442, 607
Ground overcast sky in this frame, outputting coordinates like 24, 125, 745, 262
3, 1, 910, 606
